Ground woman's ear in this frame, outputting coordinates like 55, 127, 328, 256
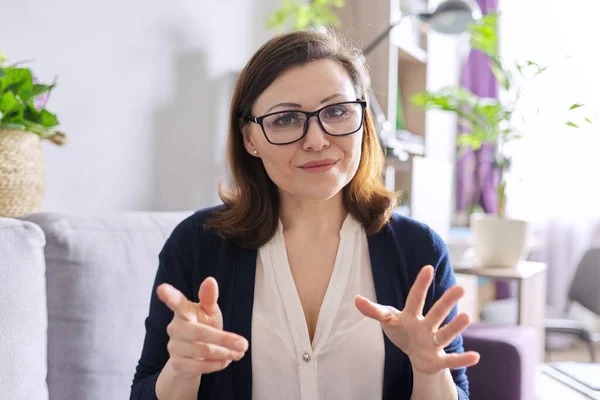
241, 123, 260, 157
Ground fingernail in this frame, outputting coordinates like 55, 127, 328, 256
234, 339, 248, 352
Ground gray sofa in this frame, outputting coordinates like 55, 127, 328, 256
0, 212, 192, 400
0, 211, 537, 400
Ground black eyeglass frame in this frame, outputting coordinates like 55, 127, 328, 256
242, 99, 368, 145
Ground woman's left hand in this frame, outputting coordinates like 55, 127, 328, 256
355, 265, 480, 375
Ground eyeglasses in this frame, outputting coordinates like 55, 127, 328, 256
243, 99, 367, 145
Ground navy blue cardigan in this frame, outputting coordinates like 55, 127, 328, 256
131, 207, 470, 399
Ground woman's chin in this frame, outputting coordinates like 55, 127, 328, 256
294, 185, 344, 202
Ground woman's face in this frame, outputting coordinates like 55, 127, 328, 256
242, 59, 363, 202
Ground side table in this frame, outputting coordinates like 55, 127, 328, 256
454, 261, 547, 361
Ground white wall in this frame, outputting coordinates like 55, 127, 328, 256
1, 0, 279, 212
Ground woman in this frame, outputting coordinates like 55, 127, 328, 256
131, 30, 480, 400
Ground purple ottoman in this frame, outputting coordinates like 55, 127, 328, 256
462, 323, 538, 400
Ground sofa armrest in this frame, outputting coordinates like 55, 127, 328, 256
0, 218, 49, 400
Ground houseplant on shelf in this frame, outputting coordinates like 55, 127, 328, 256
410, 13, 588, 267
0, 53, 66, 218
266, 0, 345, 32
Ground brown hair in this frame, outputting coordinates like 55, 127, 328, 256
206, 29, 399, 249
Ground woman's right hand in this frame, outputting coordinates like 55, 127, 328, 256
156, 277, 248, 378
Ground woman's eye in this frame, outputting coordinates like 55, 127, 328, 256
274, 113, 300, 126
324, 106, 347, 118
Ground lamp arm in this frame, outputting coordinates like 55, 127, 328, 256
362, 14, 407, 56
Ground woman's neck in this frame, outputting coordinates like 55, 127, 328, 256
279, 191, 347, 236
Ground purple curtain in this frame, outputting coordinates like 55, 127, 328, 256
457, 0, 511, 299
456, 0, 500, 215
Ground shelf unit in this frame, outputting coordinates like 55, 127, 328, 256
335, 0, 463, 238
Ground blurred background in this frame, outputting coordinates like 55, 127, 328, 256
0, 0, 283, 212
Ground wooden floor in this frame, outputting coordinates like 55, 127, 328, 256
545, 341, 600, 362
538, 341, 600, 399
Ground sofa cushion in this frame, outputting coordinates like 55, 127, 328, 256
0, 217, 49, 400
22, 212, 192, 400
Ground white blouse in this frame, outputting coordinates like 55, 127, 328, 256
251, 214, 386, 400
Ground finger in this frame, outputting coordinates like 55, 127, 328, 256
157, 283, 196, 321
404, 265, 434, 316
168, 322, 249, 352
434, 313, 471, 347
423, 285, 465, 330
168, 339, 245, 361
170, 356, 232, 376
199, 277, 220, 316
355, 295, 399, 322
438, 351, 480, 370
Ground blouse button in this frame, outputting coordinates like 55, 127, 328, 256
302, 352, 311, 362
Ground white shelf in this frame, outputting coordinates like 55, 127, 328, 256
396, 130, 425, 155
396, 40, 427, 64
336, 0, 459, 231
390, 15, 427, 64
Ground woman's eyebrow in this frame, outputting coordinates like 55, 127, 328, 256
264, 93, 345, 114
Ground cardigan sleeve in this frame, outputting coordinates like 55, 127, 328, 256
427, 228, 470, 400
130, 215, 198, 399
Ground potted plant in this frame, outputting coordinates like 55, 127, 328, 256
266, 0, 345, 32
0, 53, 66, 218
410, 13, 588, 267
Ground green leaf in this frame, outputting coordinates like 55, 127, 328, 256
0, 67, 33, 94
39, 109, 59, 127
267, 0, 344, 31
469, 13, 499, 59
0, 91, 20, 110
31, 83, 54, 97
0, 92, 25, 123
504, 131, 524, 141
0, 60, 60, 131
411, 86, 479, 111
313, 8, 341, 27
491, 61, 510, 90
412, 84, 512, 146
585, 117, 592, 124
293, 4, 310, 30
566, 121, 579, 128
266, 9, 289, 29
21, 120, 48, 135
457, 134, 473, 146
23, 102, 41, 122
0, 122, 26, 130
457, 133, 483, 150
569, 103, 584, 110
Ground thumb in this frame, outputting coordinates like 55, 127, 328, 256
355, 295, 397, 322
199, 277, 220, 316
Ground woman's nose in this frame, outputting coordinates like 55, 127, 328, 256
302, 116, 330, 152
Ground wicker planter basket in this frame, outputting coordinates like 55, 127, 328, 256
0, 129, 45, 218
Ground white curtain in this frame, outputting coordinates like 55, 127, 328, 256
499, 0, 600, 313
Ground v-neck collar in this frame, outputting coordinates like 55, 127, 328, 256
263, 213, 362, 351
221, 220, 406, 400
